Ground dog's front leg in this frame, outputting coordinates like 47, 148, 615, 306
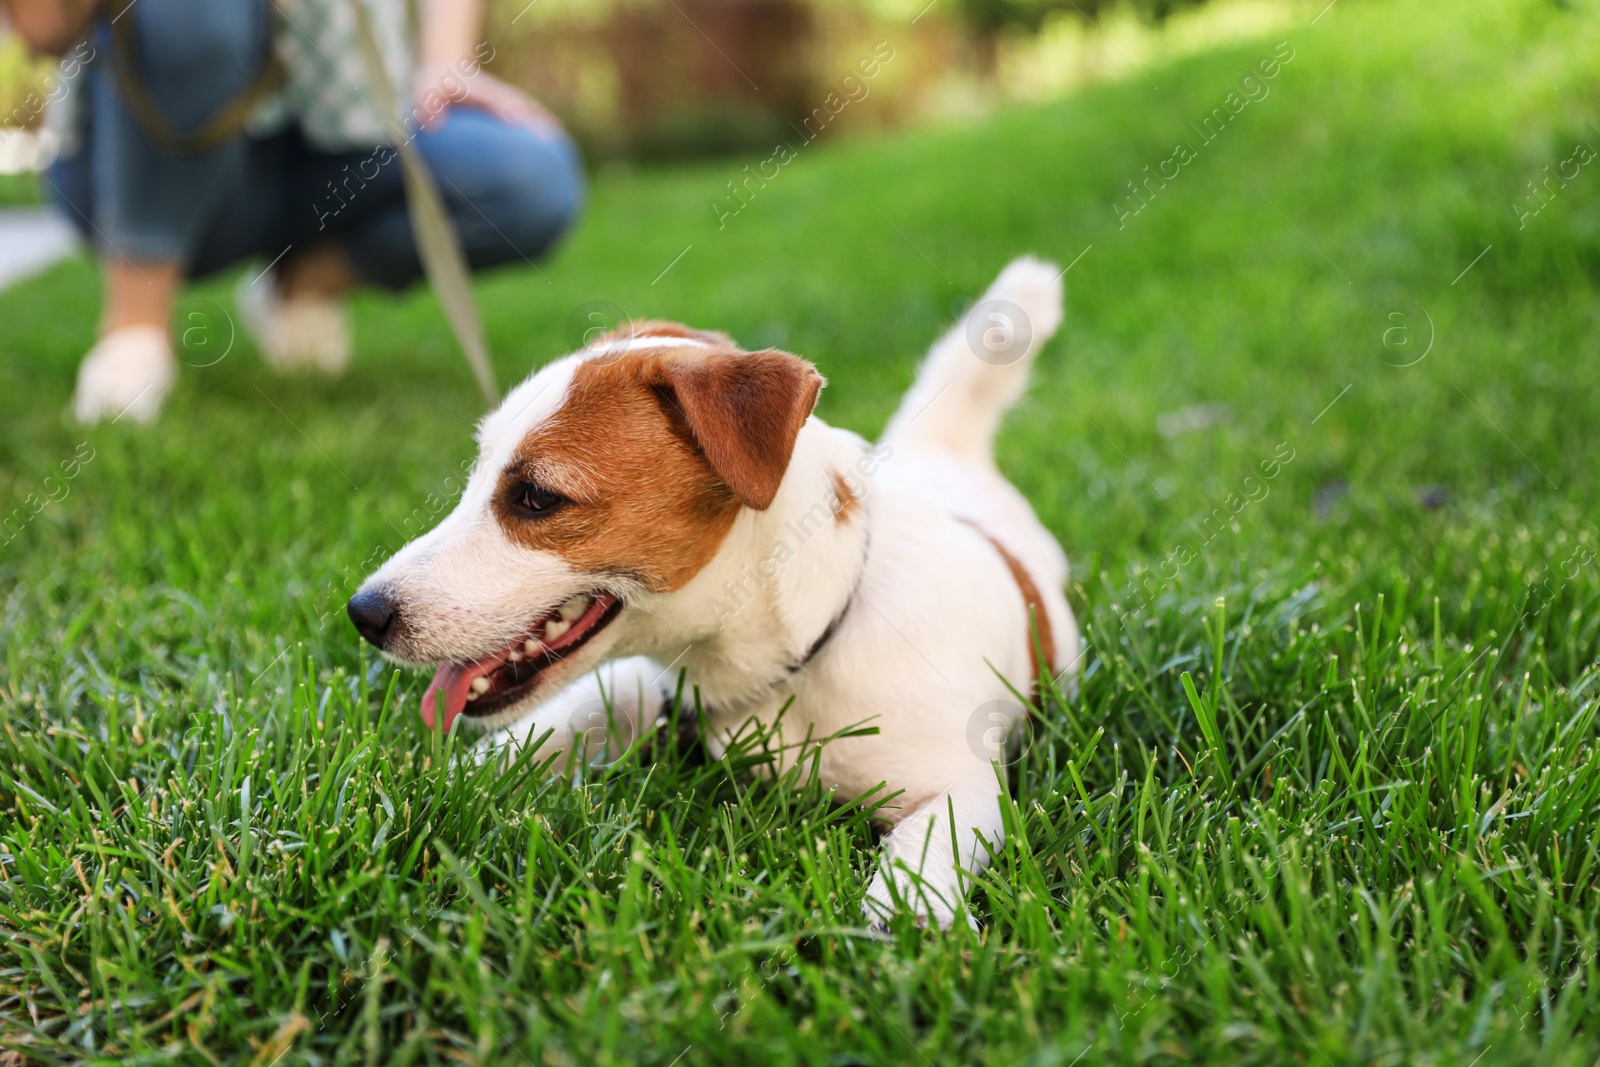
861, 782, 1003, 931
481, 656, 672, 772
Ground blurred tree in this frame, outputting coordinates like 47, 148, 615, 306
956, 0, 1207, 73
490, 0, 822, 160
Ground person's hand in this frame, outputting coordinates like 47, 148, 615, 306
412, 63, 563, 136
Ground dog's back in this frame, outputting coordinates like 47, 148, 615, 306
876, 257, 1079, 687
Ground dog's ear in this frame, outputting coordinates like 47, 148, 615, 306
653, 349, 824, 510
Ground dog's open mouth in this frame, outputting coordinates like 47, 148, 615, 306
420, 591, 624, 731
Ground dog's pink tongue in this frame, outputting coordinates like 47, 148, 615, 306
420, 663, 473, 732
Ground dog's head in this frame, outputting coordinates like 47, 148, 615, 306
348, 322, 823, 732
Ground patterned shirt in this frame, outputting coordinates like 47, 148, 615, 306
51, 0, 413, 153
253, 0, 413, 150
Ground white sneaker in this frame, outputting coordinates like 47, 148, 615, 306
72, 326, 176, 424
235, 269, 351, 374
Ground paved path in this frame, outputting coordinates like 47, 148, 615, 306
0, 207, 79, 292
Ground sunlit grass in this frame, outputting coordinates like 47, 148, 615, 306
2, 0, 1599, 1062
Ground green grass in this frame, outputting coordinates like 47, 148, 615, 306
3, 0, 1600, 1062
0, 170, 41, 206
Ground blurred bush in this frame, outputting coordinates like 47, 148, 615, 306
956, 0, 1203, 72
0, 36, 50, 193
0, 0, 1271, 167
486, 0, 939, 161
488, 0, 827, 160
0, 35, 44, 129
484, 0, 1248, 160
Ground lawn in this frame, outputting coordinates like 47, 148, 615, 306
3, 0, 1599, 1063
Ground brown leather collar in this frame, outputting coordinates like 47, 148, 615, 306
959, 519, 1057, 696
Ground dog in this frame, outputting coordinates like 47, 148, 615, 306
347, 257, 1080, 928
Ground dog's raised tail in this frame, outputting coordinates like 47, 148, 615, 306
882, 255, 1063, 462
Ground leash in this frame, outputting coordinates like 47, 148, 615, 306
350, 0, 499, 407
107, 0, 285, 157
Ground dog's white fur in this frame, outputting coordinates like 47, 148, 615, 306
359, 257, 1079, 928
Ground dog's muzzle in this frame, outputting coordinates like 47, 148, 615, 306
348, 587, 399, 649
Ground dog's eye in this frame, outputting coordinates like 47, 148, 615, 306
513, 482, 565, 516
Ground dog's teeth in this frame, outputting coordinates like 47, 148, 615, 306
469, 676, 491, 695
524, 639, 540, 656
465, 689, 479, 702
507, 649, 523, 662
558, 595, 590, 622
544, 618, 571, 642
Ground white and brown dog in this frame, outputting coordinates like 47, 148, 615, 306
348, 257, 1079, 928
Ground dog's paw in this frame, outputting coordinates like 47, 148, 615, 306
862, 872, 978, 933
859, 899, 979, 934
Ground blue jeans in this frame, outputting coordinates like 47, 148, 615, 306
46, 0, 584, 290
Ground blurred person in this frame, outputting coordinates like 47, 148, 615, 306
0, 0, 584, 423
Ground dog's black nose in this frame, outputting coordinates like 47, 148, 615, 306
347, 588, 399, 649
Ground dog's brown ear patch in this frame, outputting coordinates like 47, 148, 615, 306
652, 349, 824, 510
594, 320, 735, 349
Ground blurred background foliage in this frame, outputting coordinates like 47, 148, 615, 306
0, 0, 1295, 171
481, 0, 1260, 160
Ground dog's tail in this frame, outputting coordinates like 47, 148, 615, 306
882, 255, 1063, 462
